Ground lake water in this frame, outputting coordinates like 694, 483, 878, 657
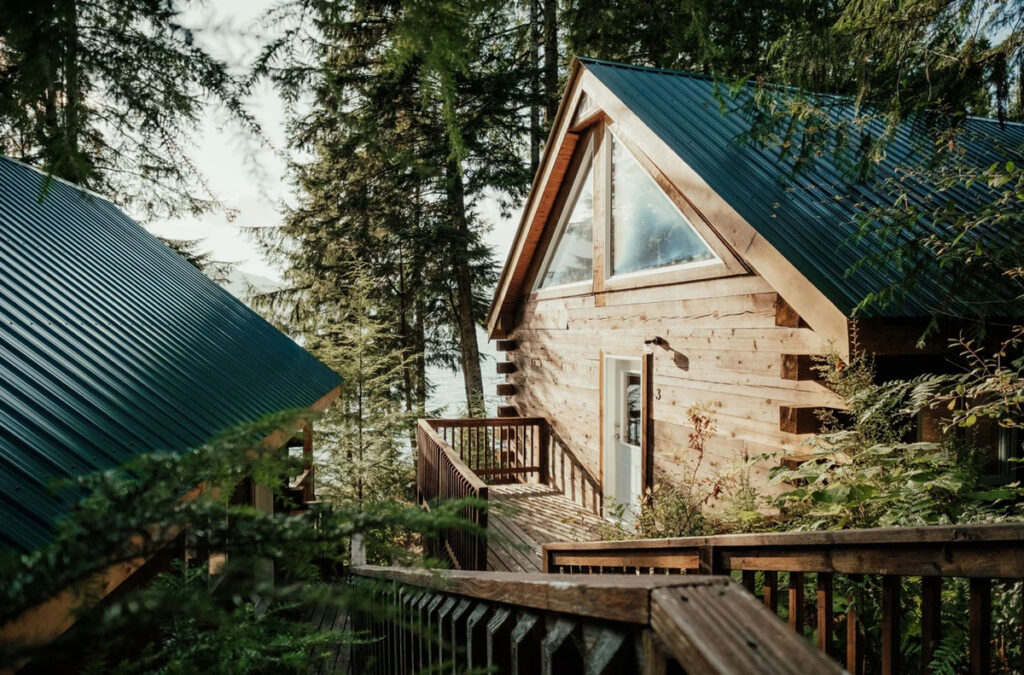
425, 326, 504, 418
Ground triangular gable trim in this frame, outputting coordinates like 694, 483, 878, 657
487, 59, 851, 361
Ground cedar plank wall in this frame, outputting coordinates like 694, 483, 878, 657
503, 275, 843, 508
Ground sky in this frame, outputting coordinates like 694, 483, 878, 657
145, 0, 520, 283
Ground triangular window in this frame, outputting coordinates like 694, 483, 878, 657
537, 164, 594, 289
610, 133, 717, 276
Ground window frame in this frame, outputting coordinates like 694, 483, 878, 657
526, 119, 747, 303
604, 127, 722, 282
530, 135, 597, 298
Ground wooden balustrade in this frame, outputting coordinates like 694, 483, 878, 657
543, 523, 1024, 674
415, 420, 488, 570
350, 565, 842, 674
426, 417, 548, 484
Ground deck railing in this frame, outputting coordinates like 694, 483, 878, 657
415, 416, 601, 569
543, 523, 1024, 674
350, 565, 842, 674
426, 417, 548, 484
415, 419, 488, 570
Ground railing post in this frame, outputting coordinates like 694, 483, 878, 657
477, 485, 489, 571
698, 544, 718, 574
538, 420, 550, 486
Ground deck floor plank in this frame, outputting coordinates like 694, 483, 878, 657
486, 483, 608, 572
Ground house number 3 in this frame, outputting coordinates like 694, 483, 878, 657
655, 388, 662, 401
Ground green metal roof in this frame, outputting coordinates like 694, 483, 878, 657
580, 57, 1024, 318
0, 157, 342, 552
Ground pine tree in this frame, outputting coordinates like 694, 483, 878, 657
259, 0, 531, 417
0, 0, 255, 219
310, 266, 416, 508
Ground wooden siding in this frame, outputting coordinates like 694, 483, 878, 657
502, 272, 841, 501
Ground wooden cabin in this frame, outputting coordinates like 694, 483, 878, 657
404, 58, 1024, 675
0, 157, 341, 649
416, 57, 1023, 571
483, 57, 1024, 518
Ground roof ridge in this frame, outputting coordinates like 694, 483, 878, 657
0, 155, 117, 206
577, 57, 1024, 128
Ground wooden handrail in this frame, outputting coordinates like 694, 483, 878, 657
424, 417, 549, 484
416, 420, 488, 570
543, 522, 1024, 673
351, 565, 842, 674
543, 523, 1024, 576
419, 420, 488, 493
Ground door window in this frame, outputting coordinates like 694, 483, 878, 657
624, 373, 641, 446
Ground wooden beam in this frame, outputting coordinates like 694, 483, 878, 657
780, 354, 820, 381
495, 340, 517, 352
496, 383, 516, 397
497, 406, 519, 418
779, 406, 823, 434
774, 296, 805, 328
496, 361, 517, 374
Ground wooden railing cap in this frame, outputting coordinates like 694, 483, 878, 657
543, 521, 1024, 553
353, 565, 731, 624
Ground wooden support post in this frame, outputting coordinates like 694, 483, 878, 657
920, 576, 941, 674
511, 612, 543, 674
497, 405, 519, 418
495, 339, 518, 352
466, 603, 491, 671
487, 607, 514, 671
882, 575, 901, 675
641, 352, 655, 492
969, 578, 992, 675
764, 571, 779, 614
742, 570, 756, 595
817, 573, 833, 655
846, 574, 864, 675
497, 361, 517, 374
538, 421, 550, 486
302, 422, 314, 501
789, 572, 805, 633
698, 545, 717, 575
497, 383, 517, 396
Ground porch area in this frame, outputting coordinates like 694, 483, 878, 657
416, 416, 606, 572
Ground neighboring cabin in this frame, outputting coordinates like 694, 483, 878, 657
486, 58, 1024, 518
0, 157, 341, 644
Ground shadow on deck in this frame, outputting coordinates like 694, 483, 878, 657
487, 483, 608, 572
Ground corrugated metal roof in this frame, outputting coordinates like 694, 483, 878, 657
581, 57, 1024, 318
0, 157, 342, 552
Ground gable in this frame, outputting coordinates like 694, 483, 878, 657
490, 59, 840, 345
579, 58, 1024, 321
491, 61, 860, 360
0, 158, 342, 551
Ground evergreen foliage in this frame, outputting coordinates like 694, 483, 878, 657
0, 411, 476, 672
0, 0, 257, 219
253, 0, 535, 416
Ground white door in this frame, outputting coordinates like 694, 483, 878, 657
604, 357, 643, 526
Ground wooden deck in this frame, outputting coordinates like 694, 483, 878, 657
303, 595, 351, 674
486, 483, 608, 572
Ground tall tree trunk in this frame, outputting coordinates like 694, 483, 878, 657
397, 245, 417, 449
445, 155, 485, 416
542, 0, 559, 125
529, 0, 540, 175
